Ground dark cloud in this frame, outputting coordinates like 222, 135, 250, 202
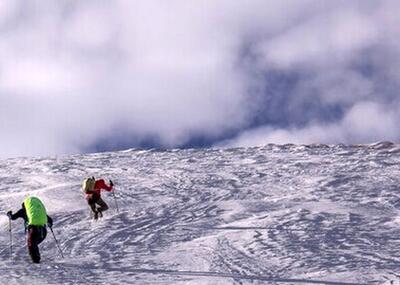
222, 0, 400, 146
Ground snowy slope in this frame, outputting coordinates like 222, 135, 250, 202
0, 143, 399, 285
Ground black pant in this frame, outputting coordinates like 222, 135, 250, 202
88, 195, 109, 214
27, 225, 47, 263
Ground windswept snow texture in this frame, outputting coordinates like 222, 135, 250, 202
0, 143, 400, 285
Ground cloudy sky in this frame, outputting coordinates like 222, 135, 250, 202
0, 0, 399, 157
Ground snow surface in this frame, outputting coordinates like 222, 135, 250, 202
0, 142, 399, 285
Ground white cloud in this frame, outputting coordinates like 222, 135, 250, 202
0, 0, 399, 157
0, 0, 18, 26
64, 2, 117, 50
342, 101, 398, 142
222, 101, 399, 147
257, 9, 379, 69
0, 57, 86, 95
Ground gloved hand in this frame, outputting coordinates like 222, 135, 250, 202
6, 211, 12, 219
109, 179, 114, 187
48, 220, 53, 228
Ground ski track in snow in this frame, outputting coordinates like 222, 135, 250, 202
0, 143, 399, 284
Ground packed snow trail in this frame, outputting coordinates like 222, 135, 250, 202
0, 143, 399, 284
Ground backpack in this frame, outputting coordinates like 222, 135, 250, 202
82, 177, 96, 194
23, 196, 47, 226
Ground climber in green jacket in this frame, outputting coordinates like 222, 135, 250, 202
7, 196, 53, 263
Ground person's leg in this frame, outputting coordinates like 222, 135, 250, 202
87, 196, 99, 219
95, 197, 109, 217
27, 226, 41, 263
36, 226, 47, 245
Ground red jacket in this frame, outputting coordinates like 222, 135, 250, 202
86, 179, 113, 199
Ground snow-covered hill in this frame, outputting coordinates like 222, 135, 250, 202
0, 143, 399, 285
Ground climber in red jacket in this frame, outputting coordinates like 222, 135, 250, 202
85, 178, 113, 220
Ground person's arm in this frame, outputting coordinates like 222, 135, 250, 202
97, 179, 113, 192
7, 208, 26, 220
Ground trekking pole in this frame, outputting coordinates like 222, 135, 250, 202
8, 217, 12, 257
112, 190, 120, 213
49, 226, 64, 258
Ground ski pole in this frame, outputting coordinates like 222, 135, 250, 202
112, 189, 120, 213
49, 226, 64, 258
8, 217, 12, 257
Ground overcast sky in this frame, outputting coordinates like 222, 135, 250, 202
0, 0, 399, 157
